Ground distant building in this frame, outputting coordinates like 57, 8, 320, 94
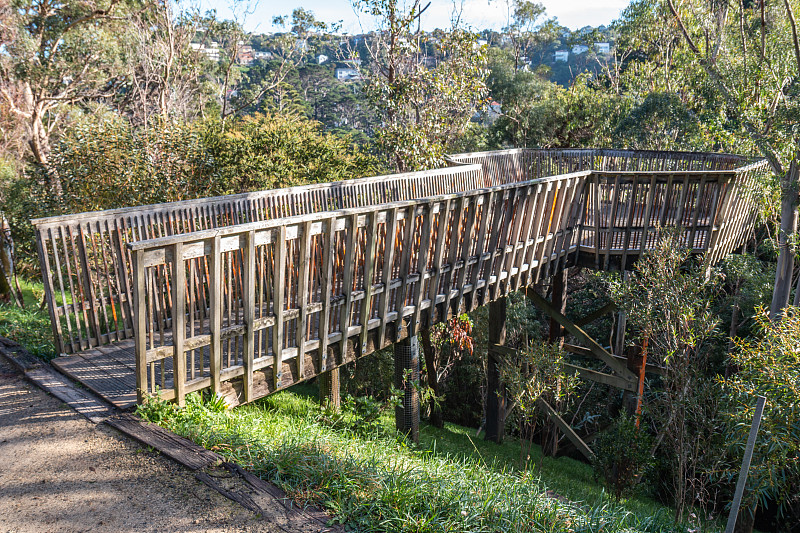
254, 51, 272, 60
317, 54, 329, 64
594, 42, 610, 55
554, 50, 569, 62
237, 45, 254, 65
190, 41, 220, 61
335, 67, 361, 81
341, 58, 362, 67
572, 44, 588, 55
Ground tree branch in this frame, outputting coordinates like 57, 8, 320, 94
783, 0, 800, 75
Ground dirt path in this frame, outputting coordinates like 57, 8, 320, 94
0, 354, 279, 533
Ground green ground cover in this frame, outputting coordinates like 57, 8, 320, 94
0, 280, 56, 359
138, 385, 714, 533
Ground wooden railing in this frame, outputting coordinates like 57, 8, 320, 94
32, 149, 766, 359
32, 164, 486, 354
128, 172, 590, 406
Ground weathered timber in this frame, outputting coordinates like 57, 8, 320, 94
35, 149, 767, 409
394, 335, 420, 443
536, 398, 595, 461
485, 297, 507, 444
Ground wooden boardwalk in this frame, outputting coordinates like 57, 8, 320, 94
51, 340, 139, 408
32, 149, 769, 410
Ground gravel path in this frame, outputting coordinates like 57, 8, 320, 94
0, 354, 278, 533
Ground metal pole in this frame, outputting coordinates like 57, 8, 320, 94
725, 395, 766, 533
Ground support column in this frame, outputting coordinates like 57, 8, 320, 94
549, 267, 568, 344
394, 335, 420, 443
318, 367, 340, 410
485, 297, 507, 443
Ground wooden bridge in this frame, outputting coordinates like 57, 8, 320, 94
32, 149, 767, 421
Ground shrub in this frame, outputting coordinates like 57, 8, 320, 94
593, 414, 654, 501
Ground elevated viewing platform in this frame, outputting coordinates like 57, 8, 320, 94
32, 149, 768, 410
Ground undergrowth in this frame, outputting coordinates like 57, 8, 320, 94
0, 279, 56, 359
137, 388, 710, 533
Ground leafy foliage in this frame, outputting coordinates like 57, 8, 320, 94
722, 309, 800, 521
356, 0, 489, 171
593, 414, 655, 501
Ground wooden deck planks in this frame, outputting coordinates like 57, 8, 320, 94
52, 341, 140, 409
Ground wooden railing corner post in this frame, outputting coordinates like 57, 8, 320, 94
132, 248, 148, 405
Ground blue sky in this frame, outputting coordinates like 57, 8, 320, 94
197, 0, 631, 34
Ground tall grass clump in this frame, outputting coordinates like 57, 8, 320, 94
138, 390, 694, 533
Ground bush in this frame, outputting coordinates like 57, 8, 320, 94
593, 414, 654, 501
1, 113, 382, 272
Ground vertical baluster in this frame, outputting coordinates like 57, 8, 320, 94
242, 230, 256, 402
171, 243, 186, 407
209, 235, 222, 395
296, 221, 312, 378
273, 226, 286, 390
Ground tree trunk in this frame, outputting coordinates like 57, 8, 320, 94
420, 328, 443, 428
770, 161, 799, 320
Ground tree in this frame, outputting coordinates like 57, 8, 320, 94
0, 0, 130, 193
606, 231, 722, 522
125, 0, 205, 127
656, 0, 800, 319
354, 0, 489, 171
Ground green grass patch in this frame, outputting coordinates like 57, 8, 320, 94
0, 279, 56, 359
138, 387, 715, 532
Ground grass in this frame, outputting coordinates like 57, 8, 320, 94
0, 279, 56, 359
138, 385, 714, 533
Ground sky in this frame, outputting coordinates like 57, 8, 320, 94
197, 0, 632, 35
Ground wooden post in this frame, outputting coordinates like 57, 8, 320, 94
318, 367, 341, 410
485, 297, 506, 444
725, 395, 766, 533
549, 267, 568, 344
394, 335, 420, 443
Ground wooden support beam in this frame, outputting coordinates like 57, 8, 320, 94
489, 344, 636, 392
318, 367, 340, 410
536, 397, 595, 461
394, 335, 420, 443
485, 297, 507, 444
525, 288, 637, 383
549, 268, 568, 343
563, 343, 665, 376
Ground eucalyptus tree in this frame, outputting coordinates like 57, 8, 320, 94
658, 0, 800, 320
0, 0, 131, 192
353, 0, 489, 172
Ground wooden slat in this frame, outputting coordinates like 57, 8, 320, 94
242, 230, 256, 402
359, 213, 378, 353
209, 235, 222, 394
171, 243, 187, 407
318, 218, 335, 370
296, 222, 312, 377
273, 226, 286, 389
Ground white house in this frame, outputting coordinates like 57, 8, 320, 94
335, 67, 361, 81
190, 41, 220, 61
594, 42, 610, 55
572, 44, 589, 55
554, 50, 569, 62
317, 54, 329, 64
